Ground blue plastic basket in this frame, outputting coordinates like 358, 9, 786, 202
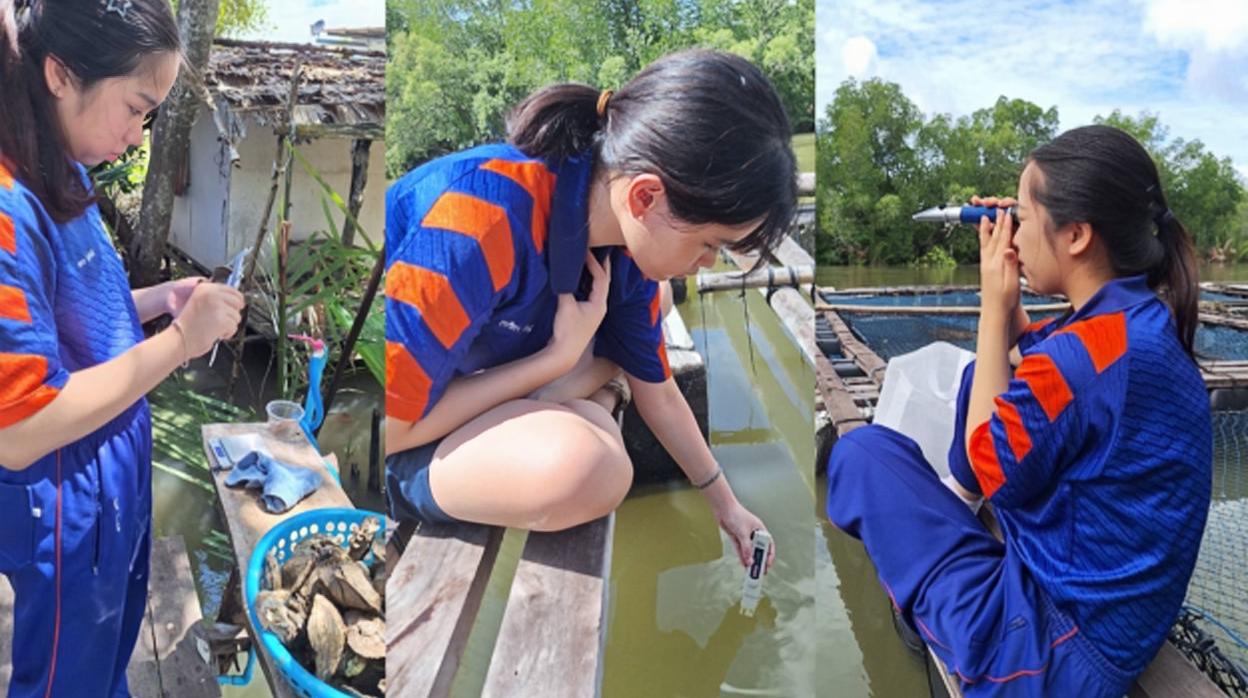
245, 508, 385, 698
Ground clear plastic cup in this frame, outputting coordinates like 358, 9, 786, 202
266, 400, 305, 443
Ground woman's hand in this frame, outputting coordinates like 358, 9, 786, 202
972, 195, 1021, 323
716, 500, 776, 573
161, 277, 206, 319
547, 252, 610, 371
175, 282, 246, 358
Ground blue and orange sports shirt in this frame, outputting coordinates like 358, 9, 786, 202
0, 160, 145, 431
385, 143, 671, 422
948, 275, 1212, 673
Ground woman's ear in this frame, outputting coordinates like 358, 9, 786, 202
43, 55, 72, 99
1067, 221, 1095, 258
625, 174, 665, 219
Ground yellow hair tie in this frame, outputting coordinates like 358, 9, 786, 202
596, 89, 614, 119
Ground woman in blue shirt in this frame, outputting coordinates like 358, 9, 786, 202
826, 125, 1212, 696
386, 49, 795, 569
0, 2, 243, 695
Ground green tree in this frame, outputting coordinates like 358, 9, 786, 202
1096, 110, 1244, 255
817, 80, 1244, 266
386, 0, 814, 176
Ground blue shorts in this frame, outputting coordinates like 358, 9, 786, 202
385, 438, 458, 525
825, 424, 1136, 697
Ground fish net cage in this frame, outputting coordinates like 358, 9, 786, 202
1178, 409, 1248, 695
819, 287, 1248, 691
820, 290, 1248, 361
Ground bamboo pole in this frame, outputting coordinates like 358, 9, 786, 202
696, 265, 814, 293
815, 301, 1072, 316
226, 60, 303, 394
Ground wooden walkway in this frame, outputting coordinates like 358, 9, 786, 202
1, 535, 220, 697
386, 515, 613, 697
201, 422, 356, 698
813, 295, 1233, 697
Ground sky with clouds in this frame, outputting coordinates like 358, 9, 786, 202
817, 0, 1248, 178
238, 0, 384, 44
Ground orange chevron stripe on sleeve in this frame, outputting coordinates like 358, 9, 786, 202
1054, 312, 1128, 374
385, 341, 432, 422
1023, 316, 1055, 334
968, 420, 1006, 499
421, 192, 514, 292
386, 261, 471, 350
0, 284, 31, 323
1015, 353, 1074, 422
995, 397, 1033, 463
0, 162, 13, 190
657, 339, 672, 380
0, 352, 59, 428
0, 212, 15, 256
649, 286, 662, 326
479, 159, 556, 254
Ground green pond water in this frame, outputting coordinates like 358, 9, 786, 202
438, 265, 822, 697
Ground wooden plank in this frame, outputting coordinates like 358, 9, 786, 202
816, 301, 1072, 316
1129, 642, 1228, 697
126, 536, 221, 697
815, 352, 870, 437
202, 422, 354, 698
482, 514, 614, 698
1200, 312, 1248, 331
386, 522, 505, 698
0, 577, 12, 690
3, 538, 219, 697
821, 310, 888, 384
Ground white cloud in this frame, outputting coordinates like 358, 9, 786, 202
1142, 0, 1248, 52
816, 0, 1245, 173
241, 0, 384, 44
841, 36, 878, 78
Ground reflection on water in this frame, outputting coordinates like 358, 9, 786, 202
601, 276, 815, 697
817, 482, 929, 697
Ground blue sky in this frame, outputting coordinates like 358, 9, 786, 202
239, 0, 384, 44
816, 0, 1248, 178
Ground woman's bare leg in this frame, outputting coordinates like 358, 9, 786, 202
427, 397, 632, 531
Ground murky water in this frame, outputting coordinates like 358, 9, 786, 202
445, 269, 819, 697
147, 348, 384, 698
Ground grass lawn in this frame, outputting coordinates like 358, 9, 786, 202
792, 132, 815, 173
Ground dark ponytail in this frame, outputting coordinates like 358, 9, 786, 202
0, 0, 181, 223
507, 49, 797, 257
1029, 125, 1200, 358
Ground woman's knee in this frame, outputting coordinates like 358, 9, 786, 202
826, 424, 883, 477
526, 415, 632, 530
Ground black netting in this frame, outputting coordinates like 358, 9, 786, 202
1183, 410, 1248, 684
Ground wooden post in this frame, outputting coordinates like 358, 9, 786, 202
342, 139, 372, 248
368, 407, 381, 493
320, 248, 385, 423
226, 61, 303, 393
130, 0, 222, 288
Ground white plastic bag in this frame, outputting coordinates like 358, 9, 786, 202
873, 341, 975, 479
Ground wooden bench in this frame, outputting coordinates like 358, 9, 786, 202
1, 535, 220, 697
386, 514, 613, 697
201, 421, 356, 698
